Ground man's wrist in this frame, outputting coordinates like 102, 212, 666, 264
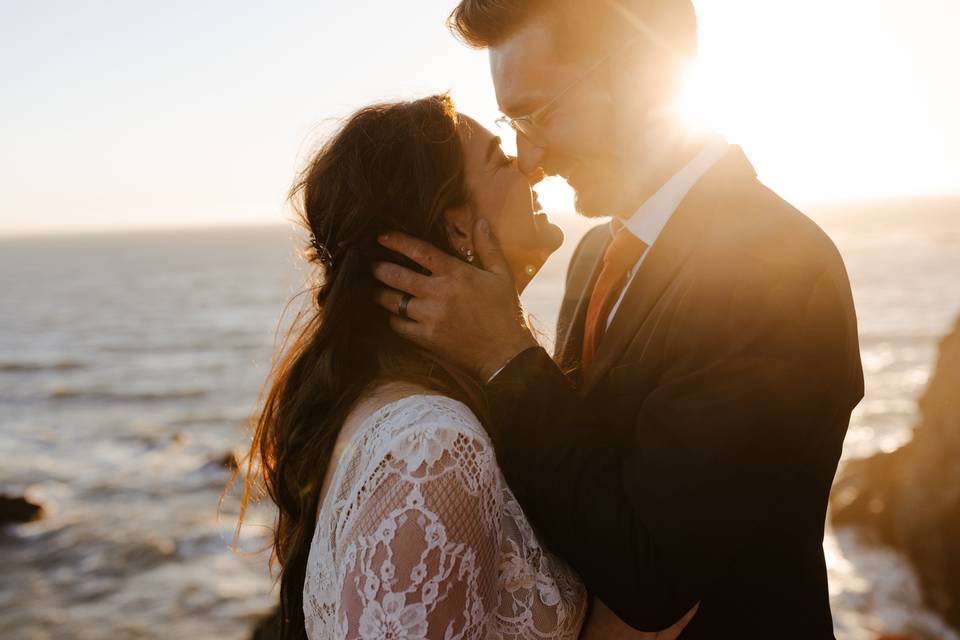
486, 362, 510, 384
480, 334, 538, 383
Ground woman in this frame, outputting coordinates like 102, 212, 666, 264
238, 95, 693, 639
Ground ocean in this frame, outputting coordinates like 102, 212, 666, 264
1, 196, 959, 639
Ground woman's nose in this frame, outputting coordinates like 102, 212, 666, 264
511, 155, 544, 186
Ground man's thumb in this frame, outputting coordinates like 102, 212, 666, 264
474, 219, 511, 277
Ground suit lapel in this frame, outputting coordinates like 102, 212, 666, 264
579, 146, 757, 397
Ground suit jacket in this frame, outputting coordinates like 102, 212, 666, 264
485, 147, 864, 638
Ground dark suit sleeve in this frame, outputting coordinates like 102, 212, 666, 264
485, 262, 863, 631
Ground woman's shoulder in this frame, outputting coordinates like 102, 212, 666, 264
327, 386, 500, 529
353, 382, 481, 429
341, 383, 489, 468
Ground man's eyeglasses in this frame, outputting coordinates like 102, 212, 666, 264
495, 38, 640, 149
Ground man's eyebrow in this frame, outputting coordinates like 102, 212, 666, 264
501, 102, 533, 117
486, 136, 503, 163
500, 92, 551, 118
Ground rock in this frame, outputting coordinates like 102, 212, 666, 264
250, 606, 282, 640
198, 450, 242, 474
0, 494, 44, 525
831, 316, 960, 630
218, 450, 241, 471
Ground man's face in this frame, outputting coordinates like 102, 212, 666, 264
490, 20, 628, 218
490, 19, 681, 219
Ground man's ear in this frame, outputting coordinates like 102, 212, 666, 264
441, 203, 475, 247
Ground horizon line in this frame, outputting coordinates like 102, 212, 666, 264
2, 192, 958, 240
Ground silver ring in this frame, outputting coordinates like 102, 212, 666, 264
398, 293, 413, 320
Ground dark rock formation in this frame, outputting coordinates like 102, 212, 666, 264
0, 494, 44, 526
250, 606, 282, 640
831, 316, 960, 630
198, 449, 241, 474
218, 450, 241, 471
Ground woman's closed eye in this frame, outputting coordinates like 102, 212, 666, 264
484, 136, 515, 171
492, 148, 515, 172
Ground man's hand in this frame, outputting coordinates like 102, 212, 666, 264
372, 219, 538, 381
580, 600, 700, 640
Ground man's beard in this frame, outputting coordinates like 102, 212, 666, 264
571, 171, 627, 219
573, 191, 611, 219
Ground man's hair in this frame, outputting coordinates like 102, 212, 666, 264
448, 0, 697, 60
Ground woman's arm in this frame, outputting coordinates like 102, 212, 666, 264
335, 424, 502, 639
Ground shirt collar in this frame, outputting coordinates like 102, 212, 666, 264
618, 136, 730, 246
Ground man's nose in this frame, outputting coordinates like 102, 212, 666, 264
516, 134, 546, 184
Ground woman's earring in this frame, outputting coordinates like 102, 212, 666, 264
462, 247, 476, 263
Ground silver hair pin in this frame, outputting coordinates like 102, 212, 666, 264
309, 232, 334, 268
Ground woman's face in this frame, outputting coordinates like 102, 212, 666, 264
448, 115, 564, 291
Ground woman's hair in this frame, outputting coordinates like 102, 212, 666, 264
235, 94, 488, 639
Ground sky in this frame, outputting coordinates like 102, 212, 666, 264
1, 0, 958, 236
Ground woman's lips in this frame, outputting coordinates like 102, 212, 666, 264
533, 211, 551, 229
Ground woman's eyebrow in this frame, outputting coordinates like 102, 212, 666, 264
486, 136, 503, 163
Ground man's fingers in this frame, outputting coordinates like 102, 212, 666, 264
655, 602, 699, 640
473, 219, 512, 278
372, 261, 431, 297
378, 231, 457, 275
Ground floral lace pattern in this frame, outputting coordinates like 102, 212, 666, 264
304, 395, 587, 639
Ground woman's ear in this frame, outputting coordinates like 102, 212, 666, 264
442, 203, 475, 254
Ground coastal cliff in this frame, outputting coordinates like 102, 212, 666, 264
832, 315, 960, 630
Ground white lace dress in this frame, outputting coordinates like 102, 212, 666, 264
303, 394, 587, 639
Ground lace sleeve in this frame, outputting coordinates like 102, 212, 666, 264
334, 408, 503, 639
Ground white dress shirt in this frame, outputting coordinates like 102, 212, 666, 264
605, 137, 730, 329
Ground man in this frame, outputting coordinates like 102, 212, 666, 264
373, 0, 864, 637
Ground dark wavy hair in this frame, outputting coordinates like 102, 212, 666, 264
448, 0, 698, 59
234, 94, 487, 639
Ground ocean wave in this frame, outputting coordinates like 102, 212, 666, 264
0, 360, 85, 373
96, 342, 265, 354
48, 387, 207, 402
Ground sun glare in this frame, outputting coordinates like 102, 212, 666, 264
674, 0, 959, 202
524, 0, 959, 220
677, 61, 723, 136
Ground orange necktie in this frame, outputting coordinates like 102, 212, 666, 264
581, 228, 649, 371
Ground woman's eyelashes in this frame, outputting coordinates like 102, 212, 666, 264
493, 151, 515, 170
